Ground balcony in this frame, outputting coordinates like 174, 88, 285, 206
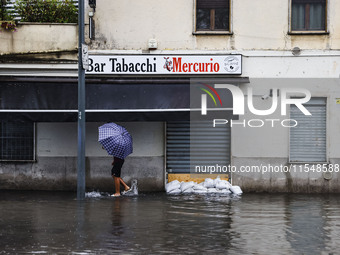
0, 0, 78, 60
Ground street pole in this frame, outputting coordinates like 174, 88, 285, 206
77, 0, 86, 200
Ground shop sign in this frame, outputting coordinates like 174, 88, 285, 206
86, 55, 242, 75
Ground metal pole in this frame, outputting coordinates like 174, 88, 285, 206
77, 0, 86, 200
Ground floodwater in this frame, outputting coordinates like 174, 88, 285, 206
1, 191, 340, 254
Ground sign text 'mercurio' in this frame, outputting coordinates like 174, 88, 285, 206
172, 57, 220, 73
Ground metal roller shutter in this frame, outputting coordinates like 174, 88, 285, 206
290, 98, 327, 162
166, 121, 231, 173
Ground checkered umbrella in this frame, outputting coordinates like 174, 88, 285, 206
98, 123, 133, 159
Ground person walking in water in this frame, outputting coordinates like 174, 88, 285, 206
111, 156, 130, 197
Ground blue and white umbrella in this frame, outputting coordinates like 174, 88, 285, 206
98, 123, 133, 159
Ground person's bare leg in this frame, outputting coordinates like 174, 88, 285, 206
119, 178, 130, 191
113, 176, 121, 196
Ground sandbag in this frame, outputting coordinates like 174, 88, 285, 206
225, 181, 232, 189
193, 183, 207, 191
230, 186, 243, 195
215, 180, 232, 190
194, 189, 207, 194
213, 176, 221, 187
168, 188, 181, 195
182, 188, 194, 194
207, 188, 218, 193
203, 178, 215, 188
180, 181, 195, 192
165, 180, 181, 193
220, 189, 232, 194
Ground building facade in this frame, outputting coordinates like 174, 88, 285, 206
0, 0, 340, 192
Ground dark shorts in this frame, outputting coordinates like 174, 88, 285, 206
111, 160, 124, 177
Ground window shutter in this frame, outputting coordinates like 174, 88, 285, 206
289, 98, 327, 163
197, 0, 229, 9
166, 121, 231, 173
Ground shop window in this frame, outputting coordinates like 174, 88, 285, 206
0, 122, 35, 161
289, 98, 327, 163
195, 0, 230, 32
291, 0, 326, 32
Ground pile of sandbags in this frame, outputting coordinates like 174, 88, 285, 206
165, 177, 242, 196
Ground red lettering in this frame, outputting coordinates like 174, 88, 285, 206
172, 58, 220, 73
193, 63, 198, 72
188, 63, 193, 72
214, 63, 219, 72
199, 63, 205, 72
183, 63, 188, 72
172, 57, 182, 72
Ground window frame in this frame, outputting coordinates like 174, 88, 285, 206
288, 0, 329, 35
0, 122, 36, 162
193, 0, 233, 35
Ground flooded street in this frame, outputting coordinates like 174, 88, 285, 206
1, 191, 340, 254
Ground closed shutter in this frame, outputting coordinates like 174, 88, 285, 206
166, 121, 231, 173
290, 98, 327, 162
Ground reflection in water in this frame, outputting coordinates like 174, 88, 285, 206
285, 195, 338, 255
76, 201, 86, 251
0, 191, 340, 254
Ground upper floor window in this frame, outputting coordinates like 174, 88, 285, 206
291, 0, 326, 32
196, 0, 230, 32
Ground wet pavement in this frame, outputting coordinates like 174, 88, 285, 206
0, 191, 340, 254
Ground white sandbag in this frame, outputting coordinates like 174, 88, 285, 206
203, 178, 215, 188
165, 180, 181, 193
193, 189, 208, 194
193, 183, 207, 191
168, 188, 181, 195
207, 188, 218, 193
180, 181, 195, 192
230, 185, 243, 195
215, 180, 232, 190
220, 189, 232, 194
213, 176, 221, 187
182, 188, 194, 194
